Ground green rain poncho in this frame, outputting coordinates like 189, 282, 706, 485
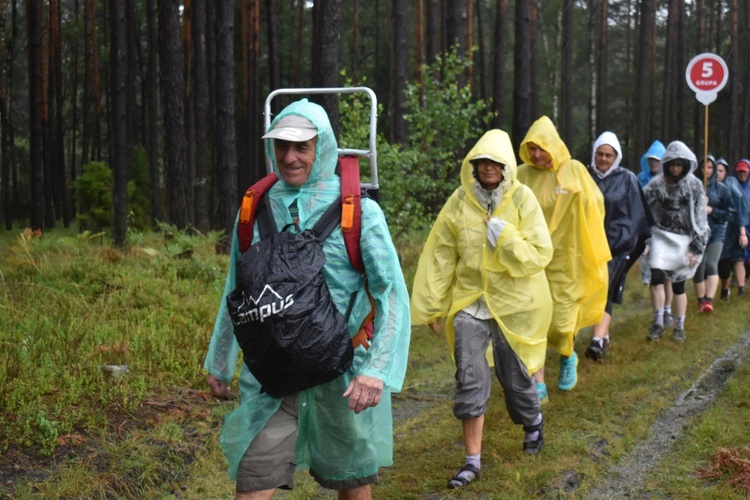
204, 100, 411, 482
410, 129, 553, 374
516, 116, 610, 356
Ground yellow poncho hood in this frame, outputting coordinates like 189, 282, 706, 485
517, 117, 610, 348
411, 129, 553, 373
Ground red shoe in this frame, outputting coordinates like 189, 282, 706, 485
703, 298, 714, 313
698, 297, 706, 313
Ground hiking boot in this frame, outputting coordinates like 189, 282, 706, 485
720, 288, 730, 302
558, 352, 578, 391
664, 311, 674, 327
647, 322, 665, 341
672, 327, 686, 343
703, 297, 714, 313
740, 286, 747, 297
585, 338, 609, 362
523, 417, 544, 455
536, 382, 548, 404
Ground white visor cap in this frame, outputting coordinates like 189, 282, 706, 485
262, 115, 318, 142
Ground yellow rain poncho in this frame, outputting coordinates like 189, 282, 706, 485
204, 100, 411, 482
410, 129, 553, 374
516, 116, 610, 357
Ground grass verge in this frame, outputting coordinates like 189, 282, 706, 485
2, 227, 750, 498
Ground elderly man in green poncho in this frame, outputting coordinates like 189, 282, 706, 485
204, 99, 411, 499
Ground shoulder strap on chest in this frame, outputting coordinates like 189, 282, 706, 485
238, 173, 279, 253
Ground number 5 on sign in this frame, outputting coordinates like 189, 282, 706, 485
685, 52, 729, 188
686, 53, 728, 105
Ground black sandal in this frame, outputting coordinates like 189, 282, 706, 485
448, 463, 481, 489
523, 418, 544, 454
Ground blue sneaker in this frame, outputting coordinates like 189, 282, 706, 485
536, 382, 548, 404
558, 352, 578, 391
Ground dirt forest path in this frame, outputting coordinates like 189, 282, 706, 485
584, 328, 750, 498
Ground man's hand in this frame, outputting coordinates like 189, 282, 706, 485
343, 375, 384, 414
428, 318, 444, 336
207, 373, 230, 398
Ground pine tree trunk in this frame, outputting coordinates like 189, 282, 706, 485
266, 0, 281, 104
596, 0, 608, 133
157, 0, 190, 229
26, 0, 45, 231
512, 0, 532, 149
146, 0, 162, 225
110, 0, 128, 246
491, 0, 508, 129
192, 0, 209, 232
633, 0, 654, 157
213, 0, 238, 252
727, 0, 738, 162
68, 0, 79, 219
561, 0, 573, 146
390, 0, 408, 144
311, 0, 341, 138
425, 0, 439, 68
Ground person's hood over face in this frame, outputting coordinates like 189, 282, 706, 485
697, 154, 718, 184
640, 140, 665, 177
264, 99, 338, 189
461, 129, 517, 193
518, 116, 571, 172
660, 140, 697, 182
591, 131, 622, 172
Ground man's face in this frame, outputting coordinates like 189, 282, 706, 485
527, 142, 552, 168
595, 145, 617, 173
274, 138, 317, 188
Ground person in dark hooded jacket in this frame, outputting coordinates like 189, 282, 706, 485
643, 141, 709, 343
716, 159, 749, 300
692, 155, 735, 313
586, 132, 652, 360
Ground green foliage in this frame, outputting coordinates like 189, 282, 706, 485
73, 161, 112, 232
339, 48, 493, 241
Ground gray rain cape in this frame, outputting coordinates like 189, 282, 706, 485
643, 140, 709, 282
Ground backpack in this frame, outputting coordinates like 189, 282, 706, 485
226, 157, 375, 397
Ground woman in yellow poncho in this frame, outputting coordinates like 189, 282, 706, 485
411, 129, 553, 489
516, 116, 610, 399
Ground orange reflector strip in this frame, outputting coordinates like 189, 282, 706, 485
239, 192, 255, 223
342, 195, 355, 231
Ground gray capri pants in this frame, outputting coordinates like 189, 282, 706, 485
693, 241, 724, 283
452, 311, 540, 425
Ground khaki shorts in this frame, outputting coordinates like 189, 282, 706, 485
235, 392, 379, 492
236, 394, 298, 492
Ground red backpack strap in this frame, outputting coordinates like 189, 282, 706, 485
339, 156, 377, 346
238, 173, 279, 252
338, 156, 364, 273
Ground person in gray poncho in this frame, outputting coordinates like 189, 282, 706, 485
643, 141, 709, 343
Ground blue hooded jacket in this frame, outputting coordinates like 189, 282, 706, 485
638, 140, 666, 188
